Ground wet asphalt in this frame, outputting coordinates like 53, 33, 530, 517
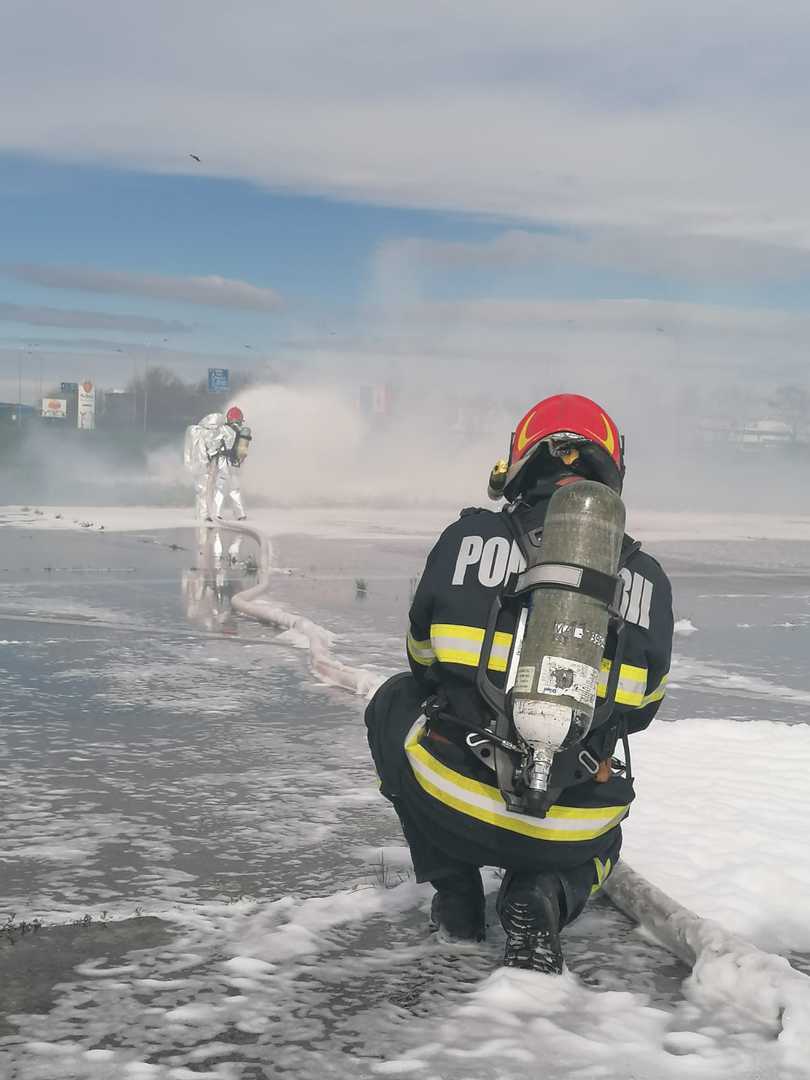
1, 520, 810, 1075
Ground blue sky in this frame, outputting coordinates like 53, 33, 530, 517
2, 1, 810, 417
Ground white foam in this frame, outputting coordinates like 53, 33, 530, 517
6, 508, 810, 1077
8, 503, 810, 545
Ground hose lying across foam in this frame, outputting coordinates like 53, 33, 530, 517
221, 521, 810, 1047
604, 861, 810, 1048
222, 520, 384, 699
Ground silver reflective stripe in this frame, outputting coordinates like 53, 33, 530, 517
490, 642, 511, 665
618, 673, 646, 698
431, 632, 510, 667
598, 660, 649, 706
505, 606, 529, 691
407, 635, 436, 663
404, 719, 630, 841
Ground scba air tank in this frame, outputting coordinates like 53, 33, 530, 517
509, 480, 625, 814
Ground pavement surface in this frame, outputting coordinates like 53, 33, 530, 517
2, 519, 809, 1077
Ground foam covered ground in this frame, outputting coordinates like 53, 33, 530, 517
2, 506, 810, 1078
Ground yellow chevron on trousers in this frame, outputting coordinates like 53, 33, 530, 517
404, 720, 629, 842
590, 855, 613, 895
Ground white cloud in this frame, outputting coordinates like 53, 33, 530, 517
0, 303, 189, 333
386, 228, 810, 284
6, 265, 284, 312
3, 1, 810, 249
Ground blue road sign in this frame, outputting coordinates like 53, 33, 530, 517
208, 368, 230, 393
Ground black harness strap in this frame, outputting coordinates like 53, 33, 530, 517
512, 561, 623, 613
466, 508, 640, 799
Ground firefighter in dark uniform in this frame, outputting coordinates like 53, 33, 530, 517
365, 393, 673, 973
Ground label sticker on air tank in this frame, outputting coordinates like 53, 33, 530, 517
553, 622, 607, 649
537, 656, 599, 709
514, 665, 536, 693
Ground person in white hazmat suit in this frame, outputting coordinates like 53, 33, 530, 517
184, 406, 252, 521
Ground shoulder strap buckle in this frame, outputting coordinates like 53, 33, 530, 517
577, 748, 601, 776
465, 731, 492, 750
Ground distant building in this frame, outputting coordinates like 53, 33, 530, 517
0, 402, 36, 424
738, 418, 794, 446
696, 415, 809, 449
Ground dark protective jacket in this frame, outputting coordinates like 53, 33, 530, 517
398, 498, 673, 865
408, 500, 672, 727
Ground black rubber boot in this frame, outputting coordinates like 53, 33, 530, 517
497, 870, 564, 974
429, 867, 486, 942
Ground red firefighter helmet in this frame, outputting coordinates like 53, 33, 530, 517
226, 406, 244, 424
500, 393, 625, 499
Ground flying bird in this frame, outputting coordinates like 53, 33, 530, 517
189, 154, 201, 163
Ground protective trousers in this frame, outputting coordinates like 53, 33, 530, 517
193, 472, 210, 520
365, 673, 622, 927
198, 457, 246, 520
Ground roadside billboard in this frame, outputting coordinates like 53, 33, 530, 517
77, 380, 96, 430
41, 398, 68, 418
372, 384, 391, 415
208, 367, 229, 392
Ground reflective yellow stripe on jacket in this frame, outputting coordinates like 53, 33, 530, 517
430, 623, 511, 672
407, 630, 436, 668
428, 622, 667, 709
404, 719, 630, 842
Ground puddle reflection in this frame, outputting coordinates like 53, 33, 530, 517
181, 528, 255, 635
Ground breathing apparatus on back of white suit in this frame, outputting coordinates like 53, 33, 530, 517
227, 423, 252, 466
